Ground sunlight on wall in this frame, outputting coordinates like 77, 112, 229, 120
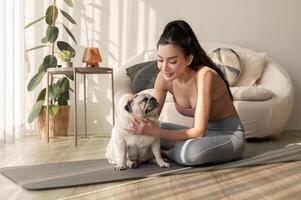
120, 0, 130, 63
81, 1, 102, 46
69, 0, 159, 135
148, 7, 158, 50
137, 1, 146, 53
108, 0, 120, 66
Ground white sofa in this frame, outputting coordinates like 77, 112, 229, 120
114, 42, 295, 138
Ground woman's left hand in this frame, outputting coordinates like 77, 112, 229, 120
128, 115, 160, 137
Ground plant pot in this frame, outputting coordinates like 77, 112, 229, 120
62, 61, 73, 68
38, 105, 70, 139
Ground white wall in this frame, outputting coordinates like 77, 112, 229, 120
24, 0, 301, 135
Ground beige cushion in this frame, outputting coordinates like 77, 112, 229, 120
208, 48, 241, 86
234, 53, 267, 86
230, 86, 274, 101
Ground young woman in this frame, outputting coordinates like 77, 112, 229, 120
129, 20, 245, 166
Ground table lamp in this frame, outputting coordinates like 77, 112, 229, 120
82, 47, 102, 68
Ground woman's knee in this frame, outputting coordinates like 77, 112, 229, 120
168, 139, 204, 166
171, 138, 242, 166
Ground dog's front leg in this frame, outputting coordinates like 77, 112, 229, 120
115, 140, 127, 170
151, 139, 170, 168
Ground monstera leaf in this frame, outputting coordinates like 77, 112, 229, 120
25, 16, 46, 29
28, 100, 44, 123
27, 72, 46, 92
49, 83, 61, 100
45, 5, 58, 25
64, 0, 74, 7
46, 25, 59, 43
60, 10, 76, 24
43, 55, 57, 69
57, 41, 75, 54
62, 24, 77, 44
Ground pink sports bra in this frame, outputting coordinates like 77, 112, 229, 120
171, 76, 234, 120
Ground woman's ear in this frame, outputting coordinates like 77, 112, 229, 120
186, 54, 193, 66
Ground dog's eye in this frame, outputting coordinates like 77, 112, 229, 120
142, 97, 148, 102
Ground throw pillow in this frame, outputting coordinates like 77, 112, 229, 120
234, 52, 267, 86
208, 48, 241, 86
230, 86, 274, 101
126, 61, 159, 93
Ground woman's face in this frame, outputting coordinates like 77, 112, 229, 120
157, 44, 191, 81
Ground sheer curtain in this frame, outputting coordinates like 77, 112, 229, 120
0, 0, 25, 142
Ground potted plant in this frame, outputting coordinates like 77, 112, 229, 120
25, 0, 77, 138
60, 50, 75, 68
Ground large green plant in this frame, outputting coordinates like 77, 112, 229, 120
26, 0, 77, 123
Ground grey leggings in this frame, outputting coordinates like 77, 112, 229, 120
160, 117, 245, 166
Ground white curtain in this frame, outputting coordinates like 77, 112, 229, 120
0, 0, 25, 142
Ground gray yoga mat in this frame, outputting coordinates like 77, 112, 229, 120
1, 139, 301, 190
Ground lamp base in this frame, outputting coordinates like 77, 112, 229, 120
85, 64, 99, 68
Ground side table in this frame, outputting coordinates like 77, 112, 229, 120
46, 67, 115, 146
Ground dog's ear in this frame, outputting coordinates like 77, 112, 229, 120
124, 99, 133, 113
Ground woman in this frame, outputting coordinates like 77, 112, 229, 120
129, 20, 245, 166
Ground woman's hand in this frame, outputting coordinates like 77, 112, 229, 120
128, 115, 160, 137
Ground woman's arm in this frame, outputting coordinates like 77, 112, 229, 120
130, 68, 215, 140
153, 72, 168, 116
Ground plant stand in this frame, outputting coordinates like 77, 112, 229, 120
46, 67, 115, 146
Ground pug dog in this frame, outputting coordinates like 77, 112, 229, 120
105, 93, 170, 170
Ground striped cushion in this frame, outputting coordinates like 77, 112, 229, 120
209, 48, 241, 86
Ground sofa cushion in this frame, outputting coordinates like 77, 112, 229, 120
126, 61, 159, 93
230, 86, 274, 101
208, 48, 241, 86
234, 52, 267, 86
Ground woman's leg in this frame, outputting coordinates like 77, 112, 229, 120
160, 122, 190, 150
164, 117, 245, 166
166, 130, 245, 166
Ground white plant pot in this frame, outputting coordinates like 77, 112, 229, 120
62, 61, 73, 68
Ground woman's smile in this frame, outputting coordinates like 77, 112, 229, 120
163, 72, 174, 77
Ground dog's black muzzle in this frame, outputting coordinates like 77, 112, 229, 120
146, 97, 159, 114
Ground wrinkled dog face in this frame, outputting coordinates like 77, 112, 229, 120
124, 93, 159, 117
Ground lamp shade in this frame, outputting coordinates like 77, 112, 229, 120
82, 47, 102, 67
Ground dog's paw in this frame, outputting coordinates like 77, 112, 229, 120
115, 164, 127, 171
157, 159, 170, 168
148, 158, 157, 164
127, 160, 138, 169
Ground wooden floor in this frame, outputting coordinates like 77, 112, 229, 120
0, 131, 301, 200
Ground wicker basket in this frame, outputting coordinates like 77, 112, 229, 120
38, 105, 70, 139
